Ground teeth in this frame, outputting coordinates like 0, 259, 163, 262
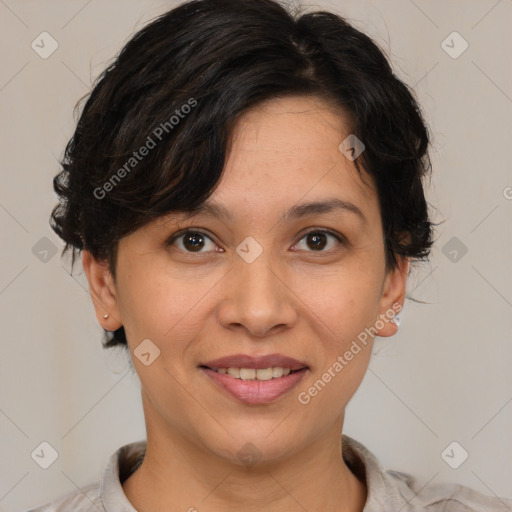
227, 368, 240, 378
273, 367, 291, 378
216, 367, 295, 380
255, 368, 273, 381
239, 368, 256, 380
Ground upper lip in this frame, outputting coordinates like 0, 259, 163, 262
201, 353, 308, 371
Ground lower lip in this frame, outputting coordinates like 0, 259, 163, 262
201, 368, 308, 405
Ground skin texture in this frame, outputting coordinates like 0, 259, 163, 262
82, 95, 409, 511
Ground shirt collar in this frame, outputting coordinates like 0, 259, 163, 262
341, 435, 417, 510
99, 435, 413, 511
100, 441, 145, 511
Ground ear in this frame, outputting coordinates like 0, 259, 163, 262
81, 250, 123, 331
375, 256, 410, 337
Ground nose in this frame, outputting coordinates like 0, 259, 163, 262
217, 253, 298, 338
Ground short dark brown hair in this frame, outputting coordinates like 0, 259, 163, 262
51, 0, 434, 348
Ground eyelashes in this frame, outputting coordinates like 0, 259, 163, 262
166, 228, 345, 255
167, 230, 219, 253
293, 229, 345, 252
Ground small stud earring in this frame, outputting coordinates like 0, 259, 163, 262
103, 314, 109, 319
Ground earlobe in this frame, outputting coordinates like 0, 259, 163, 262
375, 257, 410, 338
81, 250, 123, 331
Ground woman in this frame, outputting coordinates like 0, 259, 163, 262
30, 0, 511, 510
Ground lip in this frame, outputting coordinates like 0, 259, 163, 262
199, 353, 309, 405
201, 367, 308, 405
201, 353, 308, 371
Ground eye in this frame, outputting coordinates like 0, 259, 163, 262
292, 229, 344, 252
166, 230, 221, 253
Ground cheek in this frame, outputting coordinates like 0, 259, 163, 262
292, 261, 383, 405
296, 263, 383, 339
295, 276, 378, 415
114, 258, 203, 350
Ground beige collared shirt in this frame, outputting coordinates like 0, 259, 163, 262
28, 435, 512, 511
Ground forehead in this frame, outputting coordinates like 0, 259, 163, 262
214, 95, 377, 212
231, 95, 354, 153
151, 95, 381, 232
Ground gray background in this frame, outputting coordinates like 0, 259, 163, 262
1, 0, 511, 510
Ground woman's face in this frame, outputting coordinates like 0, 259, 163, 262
84, 95, 407, 465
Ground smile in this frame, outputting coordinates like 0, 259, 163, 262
212, 367, 295, 380
200, 366, 308, 404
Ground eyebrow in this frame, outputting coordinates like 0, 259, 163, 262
281, 198, 366, 224
181, 198, 366, 224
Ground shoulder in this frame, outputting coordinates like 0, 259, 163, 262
342, 435, 512, 512
24, 482, 104, 512
25, 440, 146, 512
389, 469, 512, 511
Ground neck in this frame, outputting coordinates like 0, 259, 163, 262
122, 396, 367, 512
123, 432, 366, 512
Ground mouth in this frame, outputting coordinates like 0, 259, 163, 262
199, 354, 309, 404
200, 366, 304, 380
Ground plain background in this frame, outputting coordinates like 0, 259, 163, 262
1, 0, 511, 510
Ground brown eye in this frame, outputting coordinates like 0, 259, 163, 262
294, 230, 343, 252
167, 230, 218, 253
